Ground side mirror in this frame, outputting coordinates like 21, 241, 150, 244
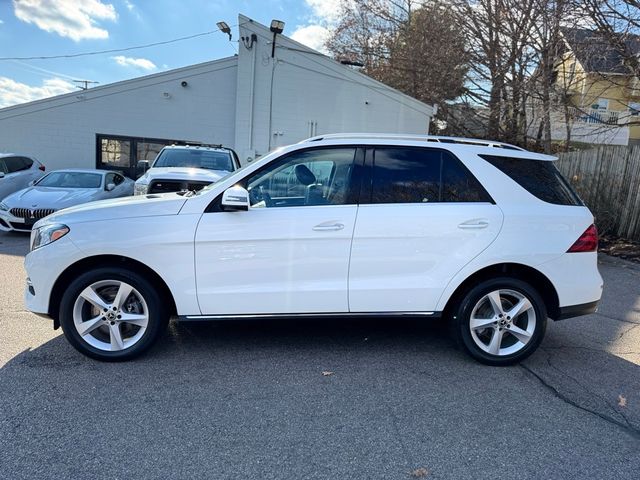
137, 160, 150, 173
0, 172, 4, 179
106, 183, 116, 192
28, 180, 35, 186
221, 185, 249, 211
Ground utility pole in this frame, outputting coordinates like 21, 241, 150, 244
73, 80, 99, 90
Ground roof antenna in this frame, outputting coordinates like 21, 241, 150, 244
73, 80, 99, 90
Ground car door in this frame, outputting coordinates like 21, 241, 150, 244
194, 147, 363, 315
348, 147, 504, 313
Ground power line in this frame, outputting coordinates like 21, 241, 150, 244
0, 28, 232, 61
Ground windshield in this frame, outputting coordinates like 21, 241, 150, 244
36, 172, 102, 188
153, 149, 234, 171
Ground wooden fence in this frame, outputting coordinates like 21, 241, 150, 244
556, 145, 640, 241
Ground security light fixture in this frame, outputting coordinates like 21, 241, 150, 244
270, 20, 285, 34
217, 21, 232, 41
269, 19, 285, 58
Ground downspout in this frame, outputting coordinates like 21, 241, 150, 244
247, 36, 256, 153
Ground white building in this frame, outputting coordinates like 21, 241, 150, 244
0, 15, 435, 178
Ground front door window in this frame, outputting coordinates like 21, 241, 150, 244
245, 148, 356, 208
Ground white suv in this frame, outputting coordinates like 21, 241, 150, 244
24, 134, 603, 365
0, 154, 46, 202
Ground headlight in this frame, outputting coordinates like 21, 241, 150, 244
31, 223, 69, 251
0, 202, 8, 211
134, 182, 148, 195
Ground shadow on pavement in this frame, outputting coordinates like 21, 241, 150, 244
0, 231, 30, 257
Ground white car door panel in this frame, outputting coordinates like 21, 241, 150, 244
195, 206, 357, 314
349, 203, 503, 312
348, 146, 504, 313
195, 147, 362, 315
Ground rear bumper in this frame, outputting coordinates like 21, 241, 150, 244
536, 252, 603, 309
556, 300, 599, 320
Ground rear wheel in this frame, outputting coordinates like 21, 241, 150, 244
59, 267, 169, 361
452, 277, 547, 366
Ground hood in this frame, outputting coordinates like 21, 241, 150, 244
3, 186, 99, 210
37, 193, 188, 227
136, 167, 229, 184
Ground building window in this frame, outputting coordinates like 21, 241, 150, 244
97, 134, 186, 178
100, 138, 131, 168
591, 98, 609, 110
137, 141, 167, 164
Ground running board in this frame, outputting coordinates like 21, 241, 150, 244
178, 311, 442, 321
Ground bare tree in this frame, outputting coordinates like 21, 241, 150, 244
448, 1, 542, 145
326, 1, 469, 123
325, 0, 640, 149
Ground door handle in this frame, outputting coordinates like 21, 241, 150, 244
313, 222, 344, 232
458, 219, 489, 229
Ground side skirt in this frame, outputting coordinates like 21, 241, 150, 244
177, 311, 443, 322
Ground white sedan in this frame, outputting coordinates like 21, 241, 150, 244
0, 169, 134, 233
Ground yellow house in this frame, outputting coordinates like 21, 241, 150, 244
552, 28, 640, 145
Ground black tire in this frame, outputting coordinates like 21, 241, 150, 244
451, 277, 547, 366
59, 267, 169, 361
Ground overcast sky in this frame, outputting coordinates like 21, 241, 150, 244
0, 0, 340, 108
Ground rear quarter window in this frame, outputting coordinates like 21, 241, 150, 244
479, 154, 582, 206
3, 156, 33, 173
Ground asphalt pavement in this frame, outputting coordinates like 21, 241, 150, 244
1, 231, 639, 479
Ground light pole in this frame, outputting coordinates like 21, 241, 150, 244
270, 20, 285, 58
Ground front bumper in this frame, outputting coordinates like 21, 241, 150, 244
0, 210, 34, 232
24, 235, 84, 316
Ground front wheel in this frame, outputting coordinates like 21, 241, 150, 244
59, 267, 169, 361
452, 278, 547, 366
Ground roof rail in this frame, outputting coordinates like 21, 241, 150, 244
301, 133, 525, 151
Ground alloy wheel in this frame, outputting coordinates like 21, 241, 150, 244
469, 289, 536, 357
72, 280, 149, 352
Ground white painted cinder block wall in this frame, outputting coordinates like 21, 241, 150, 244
234, 15, 434, 163
0, 59, 238, 171
0, 15, 434, 171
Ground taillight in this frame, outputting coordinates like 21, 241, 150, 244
38, 164, 46, 171
567, 224, 598, 253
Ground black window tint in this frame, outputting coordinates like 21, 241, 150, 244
4, 156, 32, 173
0, 159, 7, 174
441, 153, 493, 202
372, 148, 492, 204
372, 148, 440, 203
480, 155, 582, 206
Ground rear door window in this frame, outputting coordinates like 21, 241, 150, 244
480, 155, 582, 206
3, 156, 32, 173
371, 148, 492, 204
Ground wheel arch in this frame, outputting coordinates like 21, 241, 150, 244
441, 263, 560, 321
48, 255, 177, 329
